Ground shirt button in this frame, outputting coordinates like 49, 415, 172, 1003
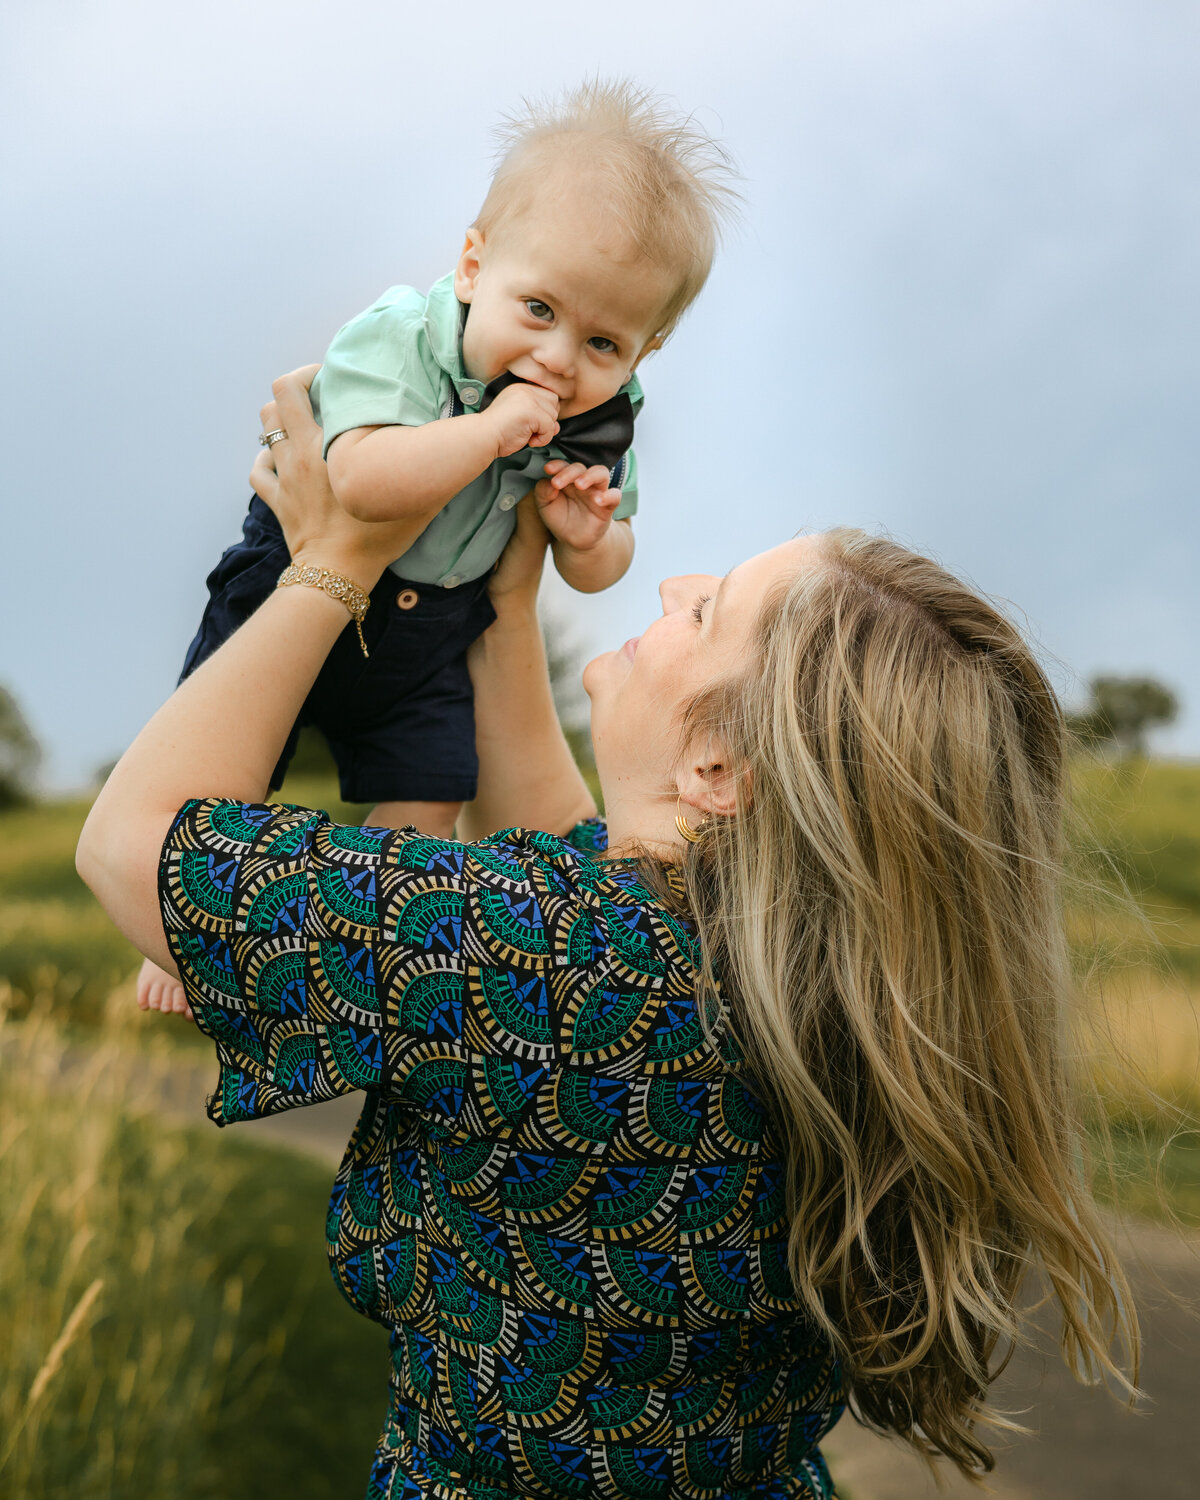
498, 493, 517, 511
461, 388, 480, 406
443, 574, 462, 589
395, 588, 419, 611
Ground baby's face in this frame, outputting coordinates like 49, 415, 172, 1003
455, 207, 676, 418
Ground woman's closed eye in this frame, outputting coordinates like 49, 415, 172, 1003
691, 594, 711, 624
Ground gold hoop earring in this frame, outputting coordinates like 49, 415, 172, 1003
675, 796, 709, 844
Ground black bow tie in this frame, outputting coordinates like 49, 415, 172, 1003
479, 371, 636, 473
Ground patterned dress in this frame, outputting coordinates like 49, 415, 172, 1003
160, 799, 845, 1500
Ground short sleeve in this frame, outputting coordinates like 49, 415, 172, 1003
612, 446, 638, 520
158, 799, 654, 1132
309, 286, 445, 457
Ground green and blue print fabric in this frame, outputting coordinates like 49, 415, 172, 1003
160, 799, 844, 1500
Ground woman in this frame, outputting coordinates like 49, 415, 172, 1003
78, 369, 1137, 1499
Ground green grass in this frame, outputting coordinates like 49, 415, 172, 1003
1071, 758, 1200, 977
1081, 759, 1200, 911
0, 1007, 388, 1499
0, 797, 143, 1032
1092, 1118, 1200, 1228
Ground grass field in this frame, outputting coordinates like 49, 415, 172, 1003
1063, 760, 1200, 1226
0, 1004, 388, 1499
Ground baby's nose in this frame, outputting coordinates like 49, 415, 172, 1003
536, 334, 575, 375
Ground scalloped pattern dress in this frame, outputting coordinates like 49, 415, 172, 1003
159, 799, 844, 1499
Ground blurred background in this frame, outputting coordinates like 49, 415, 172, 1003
1, 2, 1197, 1497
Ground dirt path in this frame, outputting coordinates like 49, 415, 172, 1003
162, 1064, 1197, 1500
823, 1217, 1197, 1498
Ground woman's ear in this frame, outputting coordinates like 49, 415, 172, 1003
454, 228, 485, 303
677, 744, 746, 820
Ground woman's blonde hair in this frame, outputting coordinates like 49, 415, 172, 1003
474, 78, 739, 340
678, 528, 1138, 1476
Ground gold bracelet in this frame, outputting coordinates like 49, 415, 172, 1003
275, 564, 370, 657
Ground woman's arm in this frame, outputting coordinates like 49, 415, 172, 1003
458, 496, 596, 842
76, 368, 418, 968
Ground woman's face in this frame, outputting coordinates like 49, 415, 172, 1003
584, 537, 819, 791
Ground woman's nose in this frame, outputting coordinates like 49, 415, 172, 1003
659, 574, 716, 614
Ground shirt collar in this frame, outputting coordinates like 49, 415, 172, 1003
422, 271, 645, 412
423, 273, 475, 393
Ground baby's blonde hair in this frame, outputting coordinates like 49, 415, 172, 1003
474, 79, 740, 339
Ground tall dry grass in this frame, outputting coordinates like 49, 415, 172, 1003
0, 986, 292, 1498
1076, 966, 1200, 1113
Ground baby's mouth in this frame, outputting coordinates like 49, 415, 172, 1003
508, 369, 569, 401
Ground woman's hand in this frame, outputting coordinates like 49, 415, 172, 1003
250, 367, 425, 590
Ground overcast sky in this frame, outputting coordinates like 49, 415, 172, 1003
2, 0, 1197, 788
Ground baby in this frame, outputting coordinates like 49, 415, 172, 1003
137, 80, 735, 1015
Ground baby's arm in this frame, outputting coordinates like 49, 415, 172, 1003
536, 460, 636, 594
327, 382, 560, 523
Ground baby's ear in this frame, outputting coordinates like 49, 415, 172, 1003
454, 228, 485, 302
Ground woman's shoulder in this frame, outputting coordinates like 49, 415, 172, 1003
465, 819, 692, 931
162, 800, 693, 956
479, 819, 691, 918
561, 815, 611, 858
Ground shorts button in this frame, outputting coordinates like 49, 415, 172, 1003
395, 588, 419, 610
498, 493, 517, 511
461, 388, 480, 406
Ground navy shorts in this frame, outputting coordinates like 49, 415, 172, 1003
181, 496, 496, 804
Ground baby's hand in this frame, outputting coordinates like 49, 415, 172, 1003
535, 461, 621, 551
485, 382, 560, 458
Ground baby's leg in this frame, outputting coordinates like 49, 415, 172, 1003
366, 801, 462, 839
136, 956, 193, 1020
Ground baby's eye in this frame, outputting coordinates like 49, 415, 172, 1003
525, 299, 554, 322
588, 336, 618, 354
691, 594, 711, 624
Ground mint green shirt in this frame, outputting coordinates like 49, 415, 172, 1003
309, 275, 642, 588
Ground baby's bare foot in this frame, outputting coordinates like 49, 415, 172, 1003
136, 957, 193, 1020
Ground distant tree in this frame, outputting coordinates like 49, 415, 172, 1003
1067, 674, 1179, 757
0, 684, 42, 808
